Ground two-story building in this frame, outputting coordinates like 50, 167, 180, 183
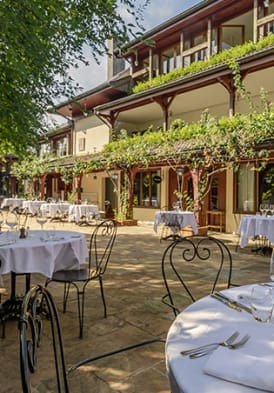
43, 0, 274, 232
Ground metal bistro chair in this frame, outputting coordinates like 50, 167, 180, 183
161, 235, 234, 317
46, 219, 117, 338
19, 285, 165, 393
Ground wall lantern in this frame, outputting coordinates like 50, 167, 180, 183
111, 173, 119, 181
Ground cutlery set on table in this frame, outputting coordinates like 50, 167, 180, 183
210, 291, 252, 314
180, 331, 250, 358
180, 291, 253, 359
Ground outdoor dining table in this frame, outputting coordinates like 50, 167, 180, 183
238, 214, 274, 248
68, 204, 100, 224
166, 284, 274, 393
0, 229, 88, 298
22, 200, 44, 216
154, 210, 198, 239
40, 201, 71, 219
1, 197, 25, 210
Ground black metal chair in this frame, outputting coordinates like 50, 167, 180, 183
19, 285, 69, 393
19, 285, 165, 393
46, 219, 117, 338
161, 235, 233, 317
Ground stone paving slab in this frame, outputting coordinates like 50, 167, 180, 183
0, 220, 271, 392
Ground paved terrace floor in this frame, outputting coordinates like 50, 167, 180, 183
0, 220, 271, 393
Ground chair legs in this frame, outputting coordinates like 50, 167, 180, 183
76, 287, 85, 339
47, 278, 108, 339
63, 283, 71, 313
98, 277, 107, 319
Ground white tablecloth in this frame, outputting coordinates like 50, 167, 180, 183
166, 285, 274, 393
22, 200, 44, 215
40, 202, 71, 218
154, 211, 198, 234
68, 204, 100, 223
1, 198, 25, 210
238, 215, 274, 247
0, 230, 88, 278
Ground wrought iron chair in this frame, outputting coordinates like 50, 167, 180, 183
161, 235, 233, 317
19, 285, 165, 392
46, 219, 118, 338
19, 285, 69, 393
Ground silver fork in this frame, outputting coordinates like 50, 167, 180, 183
180, 331, 240, 356
190, 334, 250, 358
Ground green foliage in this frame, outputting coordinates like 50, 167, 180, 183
0, 0, 150, 157
12, 154, 54, 179
132, 35, 274, 94
100, 106, 274, 171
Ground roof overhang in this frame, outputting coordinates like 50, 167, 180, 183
95, 47, 274, 116
51, 75, 132, 119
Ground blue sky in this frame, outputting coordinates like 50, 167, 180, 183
70, 0, 201, 91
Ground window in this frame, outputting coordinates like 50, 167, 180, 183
161, 45, 180, 74
219, 25, 244, 51
134, 170, 161, 208
235, 164, 255, 212
40, 143, 51, 157
259, 165, 274, 204
78, 137, 86, 152
54, 137, 68, 156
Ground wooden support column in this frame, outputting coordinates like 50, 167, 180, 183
74, 173, 83, 204
253, 0, 258, 43
207, 19, 212, 60
189, 167, 205, 226
217, 75, 236, 117
39, 174, 47, 200
127, 165, 139, 218
95, 110, 119, 140
153, 95, 175, 131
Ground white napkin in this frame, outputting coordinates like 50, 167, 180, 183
203, 325, 274, 392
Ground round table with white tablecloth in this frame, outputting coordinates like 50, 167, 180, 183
68, 204, 100, 223
40, 202, 71, 219
22, 200, 44, 215
166, 284, 274, 393
0, 230, 88, 279
1, 198, 25, 210
238, 214, 274, 248
154, 211, 198, 235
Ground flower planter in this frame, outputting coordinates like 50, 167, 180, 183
179, 225, 208, 237
116, 219, 138, 226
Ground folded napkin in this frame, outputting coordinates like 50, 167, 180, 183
203, 325, 274, 392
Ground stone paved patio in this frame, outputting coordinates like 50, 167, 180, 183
0, 220, 271, 392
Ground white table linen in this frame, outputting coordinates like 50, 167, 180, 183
68, 204, 100, 223
40, 202, 70, 218
0, 230, 88, 278
154, 211, 198, 234
203, 324, 274, 392
238, 215, 274, 247
22, 200, 44, 215
165, 285, 274, 393
1, 198, 25, 209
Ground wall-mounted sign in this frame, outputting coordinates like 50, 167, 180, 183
153, 175, 162, 184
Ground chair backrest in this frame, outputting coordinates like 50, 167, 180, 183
19, 285, 69, 393
161, 235, 233, 316
88, 219, 117, 275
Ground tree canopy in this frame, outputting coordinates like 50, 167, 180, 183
0, 0, 149, 157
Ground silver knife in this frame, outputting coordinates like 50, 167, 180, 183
210, 293, 242, 312
213, 292, 252, 314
